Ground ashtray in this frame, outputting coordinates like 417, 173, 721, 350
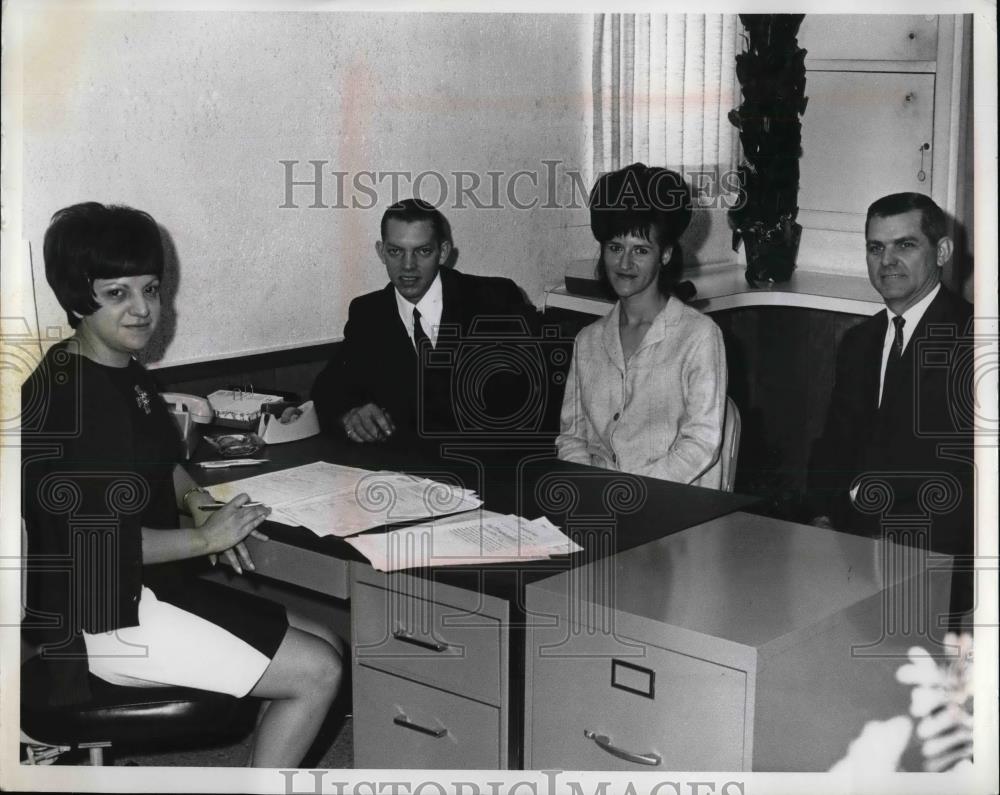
204, 432, 265, 458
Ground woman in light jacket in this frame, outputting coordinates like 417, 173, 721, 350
556, 163, 727, 487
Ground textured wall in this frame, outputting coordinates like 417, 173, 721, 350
19, 9, 590, 365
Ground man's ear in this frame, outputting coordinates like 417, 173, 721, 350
438, 240, 452, 266
375, 240, 384, 261
659, 244, 674, 267
936, 236, 954, 268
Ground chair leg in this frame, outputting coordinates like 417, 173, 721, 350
21, 737, 111, 766
81, 742, 110, 766
22, 741, 71, 765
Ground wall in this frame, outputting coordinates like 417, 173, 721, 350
16, 9, 591, 366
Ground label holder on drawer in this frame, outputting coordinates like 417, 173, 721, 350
611, 658, 655, 699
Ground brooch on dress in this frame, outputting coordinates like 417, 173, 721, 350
134, 385, 151, 414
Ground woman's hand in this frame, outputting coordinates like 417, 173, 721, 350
196, 494, 271, 575
215, 534, 269, 575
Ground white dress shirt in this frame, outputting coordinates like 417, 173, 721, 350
394, 272, 443, 349
878, 282, 940, 406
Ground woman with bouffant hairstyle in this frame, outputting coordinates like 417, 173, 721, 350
22, 202, 343, 767
556, 163, 727, 486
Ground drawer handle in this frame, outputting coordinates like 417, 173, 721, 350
392, 629, 449, 653
393, 714, 447, 738
583, 729, 661, 767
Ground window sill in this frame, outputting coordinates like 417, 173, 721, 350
546, 265, 883, 318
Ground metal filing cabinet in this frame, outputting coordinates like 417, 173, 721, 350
351, 565, 510, 769
524, 512, 953, 771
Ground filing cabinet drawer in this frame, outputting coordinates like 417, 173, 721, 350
354, 666, 502, 769
353, 580, 503, 705
527, 630, 747, 770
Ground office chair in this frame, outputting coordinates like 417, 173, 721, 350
719, 396, 741, 493
20, 655, 260, 765
19, 517, 258, 766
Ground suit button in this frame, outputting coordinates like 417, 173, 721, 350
613, 412, 620, 421
612, 454, 617, 463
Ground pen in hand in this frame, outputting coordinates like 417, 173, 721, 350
200, 501, 265, 511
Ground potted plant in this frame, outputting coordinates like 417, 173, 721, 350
728, 14, 808, 286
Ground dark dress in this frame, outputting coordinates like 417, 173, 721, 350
21, 342, 287, 707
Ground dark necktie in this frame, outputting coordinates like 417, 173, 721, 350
412, 308, 430, 350
881, 315, 906, 405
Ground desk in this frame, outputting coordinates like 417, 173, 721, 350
191, 434, 756, 768
193, 436, 952, 771
192, 438, 956, 770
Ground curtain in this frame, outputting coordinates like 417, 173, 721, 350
592, 14, 741, 187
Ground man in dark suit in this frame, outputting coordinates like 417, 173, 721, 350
313, 198, 546, 444
808, 192, 974, 618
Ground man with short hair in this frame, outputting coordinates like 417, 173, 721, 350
312, 198, 543, 444
808, 192, 974, 618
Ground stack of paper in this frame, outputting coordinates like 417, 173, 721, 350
207, 461, 482, 538
345, 510, 583, 572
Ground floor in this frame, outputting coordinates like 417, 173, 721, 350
27, 714, 354, 768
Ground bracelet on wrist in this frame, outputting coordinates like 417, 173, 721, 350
182, 485, 211, 513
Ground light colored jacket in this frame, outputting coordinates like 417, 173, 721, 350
557, 298, 727, 487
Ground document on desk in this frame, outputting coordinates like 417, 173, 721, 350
206, 461, 482, 537
345, 510, 583, 572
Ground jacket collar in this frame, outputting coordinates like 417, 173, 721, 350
872, 283, 957, 350
600, 296, 681, 367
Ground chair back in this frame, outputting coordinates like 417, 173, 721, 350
719, 396, 741, 493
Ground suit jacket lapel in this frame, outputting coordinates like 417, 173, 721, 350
381, 283, 417, 366
910, 287, 958, 342
864, 310, 888, 412
439, 269, 462, 330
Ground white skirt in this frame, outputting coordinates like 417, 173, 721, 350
83, 586, 272, 698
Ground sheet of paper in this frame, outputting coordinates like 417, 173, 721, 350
206, 462, 483, 537
207, 461, 365, 506
346, 510, 582, 572
277, 484, 481, 538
